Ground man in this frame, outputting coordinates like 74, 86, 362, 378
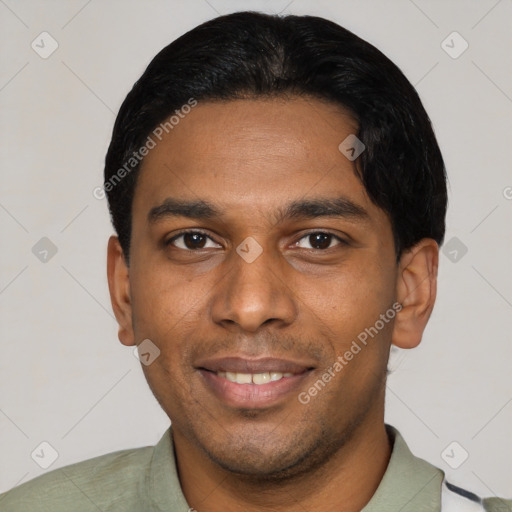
1, 11, 510, 512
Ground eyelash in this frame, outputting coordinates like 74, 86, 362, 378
165, 230, 218, 250
165, 230, 347, 251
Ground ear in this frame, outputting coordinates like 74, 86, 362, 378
392, 238, 439, 349
107, 235, 135, 346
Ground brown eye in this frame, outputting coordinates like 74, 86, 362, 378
296, 232, 343, 250
167, 231, 220, 250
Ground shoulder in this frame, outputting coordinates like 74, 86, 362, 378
442, 480, 512, 512
0, 444, 155, 512
483, 497, 512, 512
384, 425, 511, 512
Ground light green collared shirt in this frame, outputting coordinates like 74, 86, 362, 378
1, 424, 509, 511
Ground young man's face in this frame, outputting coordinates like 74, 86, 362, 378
108, 97, 434, 479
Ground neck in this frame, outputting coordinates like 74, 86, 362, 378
173, 414, 392, 512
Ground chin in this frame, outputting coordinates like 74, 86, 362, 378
197, 423, 342, 483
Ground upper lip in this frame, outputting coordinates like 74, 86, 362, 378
196, 356, 314, 374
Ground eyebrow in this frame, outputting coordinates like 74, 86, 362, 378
147, 196, 369, 225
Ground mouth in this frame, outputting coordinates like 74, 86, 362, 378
195, 357, 315, 409
215, 370, 295, 385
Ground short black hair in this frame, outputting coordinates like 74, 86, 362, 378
104, 11, 447, 263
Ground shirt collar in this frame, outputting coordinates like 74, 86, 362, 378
146, 427, 190, 511
362, 424, 444, 512
147, 424, 444, 511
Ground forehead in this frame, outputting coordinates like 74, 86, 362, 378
132, 97, 382, 225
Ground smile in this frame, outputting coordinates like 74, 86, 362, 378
195, 357, 315, 408
216, 371, 294, 385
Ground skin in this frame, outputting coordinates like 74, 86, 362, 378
107, 96, 438, 512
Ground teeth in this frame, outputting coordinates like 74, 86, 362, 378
252, 372, 271, 385
217, 371, 294, 384
236, 373, 252, 384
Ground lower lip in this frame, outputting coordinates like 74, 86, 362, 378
198, 369, 312, 409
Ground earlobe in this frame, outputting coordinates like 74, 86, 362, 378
106, 236, 135, 346
391, 238, 439, 349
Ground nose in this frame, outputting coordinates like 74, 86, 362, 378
210, 243, 297, 333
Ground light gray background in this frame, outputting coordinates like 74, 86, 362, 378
1, 0, 511, 499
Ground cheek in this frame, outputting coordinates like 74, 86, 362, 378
307, 261, 394, 325
132, 276, 201, 413
129, 265, 212, 388
129, 262, 206, 338
300, 259, 396, 372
